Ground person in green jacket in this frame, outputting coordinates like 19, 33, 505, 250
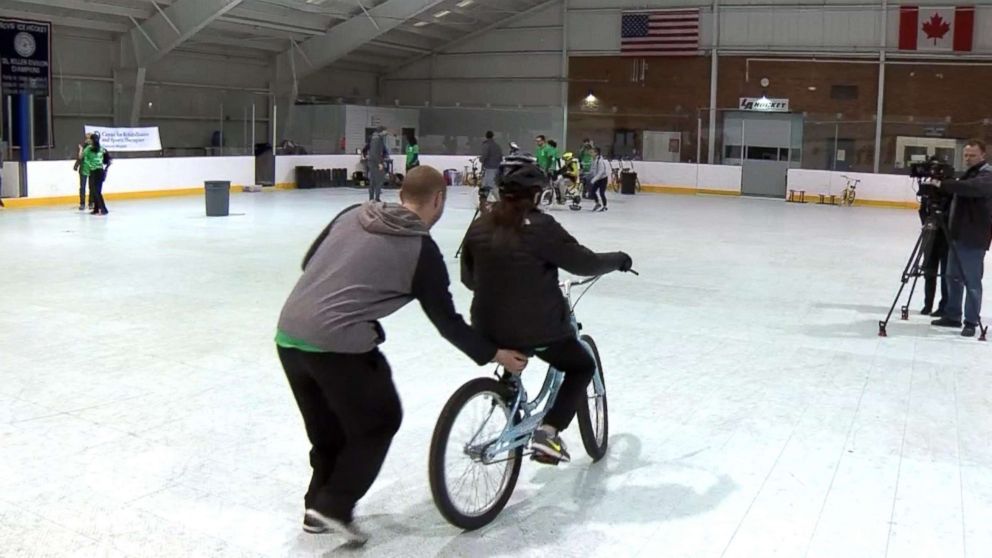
578, 138, 594, 174
578, 138, 595, 198
404, 132, 419, 172
535, 135, 554, 174
81, 132, 112, 215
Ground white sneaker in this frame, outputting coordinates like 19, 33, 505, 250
304, 509, 369, 546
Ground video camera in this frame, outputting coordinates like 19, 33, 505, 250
909, 157, 955, 182
909, 157, 955, 200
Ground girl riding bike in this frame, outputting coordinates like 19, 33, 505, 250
459, 159, 633, 463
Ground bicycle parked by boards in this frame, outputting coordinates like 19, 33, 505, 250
839, 175, 860, 207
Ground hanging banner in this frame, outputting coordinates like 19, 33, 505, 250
85, 125, 163, 152
0, 18, 51, 97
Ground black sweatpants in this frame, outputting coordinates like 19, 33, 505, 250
277, 346, 403, 523
591, 178, 608, 207
534, 337, 596, 431
89, 169, 108, 213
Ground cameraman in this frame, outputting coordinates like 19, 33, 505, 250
932, 140, 992, 337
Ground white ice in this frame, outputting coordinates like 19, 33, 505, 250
1, 187, 990, 557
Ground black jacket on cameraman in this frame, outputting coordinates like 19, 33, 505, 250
941, 162, 992, 250
460, 209, 626, 349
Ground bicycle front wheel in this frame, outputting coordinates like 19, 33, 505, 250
539, 187, 554, 207
576, 335, 609, 461
428, 377, 522, 530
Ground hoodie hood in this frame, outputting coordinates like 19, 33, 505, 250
358, 201, 429, 237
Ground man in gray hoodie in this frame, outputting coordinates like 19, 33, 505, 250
276, 165, 527, 545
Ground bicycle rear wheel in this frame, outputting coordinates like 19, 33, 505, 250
429, 377, 523, 530
576, 335, 609, 461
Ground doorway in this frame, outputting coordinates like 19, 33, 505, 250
723, 111, 803, 198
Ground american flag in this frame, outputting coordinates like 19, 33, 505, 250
621, 9, 700, 56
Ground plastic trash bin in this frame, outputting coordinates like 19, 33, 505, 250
205, 181, 230, 216
620, 171, 637, 195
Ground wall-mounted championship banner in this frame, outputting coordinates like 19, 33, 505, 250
85, 126, 163, 152
0, 18, 51, 96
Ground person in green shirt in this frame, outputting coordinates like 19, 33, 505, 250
404, 132, 419, 172
546, 140, 561, 175
578, 138, 594, 174
578, 138, 595, 198
534, 135, 554, 173
80, 132, 112, 215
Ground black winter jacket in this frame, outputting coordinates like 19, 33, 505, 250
460, 210, 626, 349
942, 163, 992, 250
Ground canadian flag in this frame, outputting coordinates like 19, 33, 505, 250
899, 6, 975, 51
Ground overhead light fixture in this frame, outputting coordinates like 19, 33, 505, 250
434, 10, 451, 18
413, 21, 429, 26
456, 0, 474, 6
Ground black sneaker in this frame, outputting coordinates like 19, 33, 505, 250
531, 429, 570, 463
592, 204, 601, 212
304, 509, 368, 546
931, 317, 963, 328
920, 306, 933, 316
962, 323, 977, 337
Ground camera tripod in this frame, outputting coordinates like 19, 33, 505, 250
454, 188, 497, 259
879, 204, 988, 340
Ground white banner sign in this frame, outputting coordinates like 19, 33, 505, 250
84, 125, 162, 152
739, 97, 790, 112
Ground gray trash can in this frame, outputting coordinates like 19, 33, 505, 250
205, 181, 230, 216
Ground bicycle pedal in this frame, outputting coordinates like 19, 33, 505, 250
530, 453, 561, 466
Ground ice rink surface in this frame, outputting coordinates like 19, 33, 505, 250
2, 187, 990, 557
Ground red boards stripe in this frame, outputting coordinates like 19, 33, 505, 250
899, 6, 919, 50
954, 6, 975, 52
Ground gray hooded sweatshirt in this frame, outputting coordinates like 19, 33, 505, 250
277, 202, 496, 365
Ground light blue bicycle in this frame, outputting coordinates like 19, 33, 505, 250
428, 275, 610, 530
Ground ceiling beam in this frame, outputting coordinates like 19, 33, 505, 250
273, 0, 448, 94
6, 0, 152, 19
224, 6, 335, 33
188, 35, 286, 52
0, 8, 129, 33
119, 0, 246, 68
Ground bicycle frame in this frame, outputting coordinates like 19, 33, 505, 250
475, 277, 605, 463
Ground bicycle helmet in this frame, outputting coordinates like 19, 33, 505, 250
498, 159, 546, 195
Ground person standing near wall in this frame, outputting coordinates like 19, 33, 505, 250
73, 134, 93, 211
81, 132, 112, 215
479, 131, 503, 202
367, 126, 388, 202
404, 132, 419, 172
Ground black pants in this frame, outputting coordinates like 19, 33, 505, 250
89, 169, 107, 213
923, 230, 948, 312
534, 337, 596, 431
277, 346, 402, 523
78, 171, 89, 207
591, 178, 608, 207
